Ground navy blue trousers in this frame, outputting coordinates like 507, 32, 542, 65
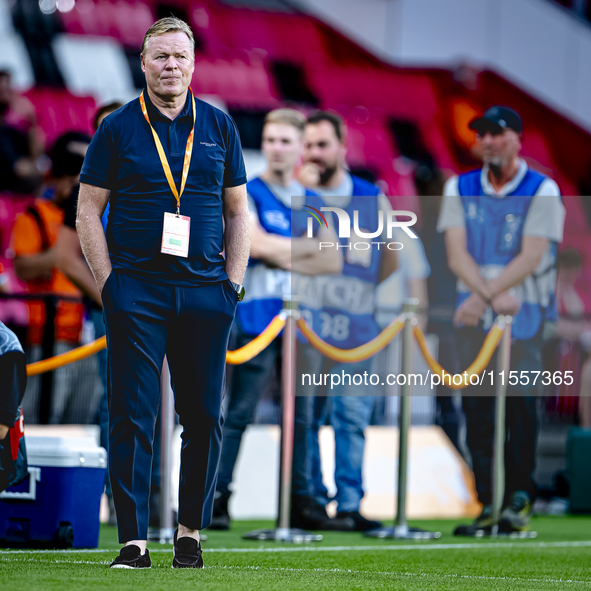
456, 327, 541, 505
102, 272, 237, 542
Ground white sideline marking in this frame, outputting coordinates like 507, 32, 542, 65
1, 558, 590, 585
208, 565, 591, 585
1, 540, 591, 555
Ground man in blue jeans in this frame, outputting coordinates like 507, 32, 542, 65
294, 353, 377, 529
295, 111, 399, 531
210, 108, 341, 530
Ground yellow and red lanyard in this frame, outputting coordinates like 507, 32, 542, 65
139, 88, 196, 215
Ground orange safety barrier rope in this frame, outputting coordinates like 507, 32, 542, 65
26, 315, 288, 375
27, 336, 107, 376
25, 312, 504, 382
297, 315, 405, 363
226, 314, 286, 365
413, 322, 505, 390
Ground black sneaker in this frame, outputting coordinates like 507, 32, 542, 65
209, 492, 230, 530
333, 511, 382, 532
173, 530, 203, 569
290, 495, 340, 530
498, 491, 532, 532
454, 504, 496, 536
110, 545, 151, 569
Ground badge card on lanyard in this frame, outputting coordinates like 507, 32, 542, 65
139, 88, 196, 258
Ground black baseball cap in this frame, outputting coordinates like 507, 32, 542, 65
469, 106, 523, 135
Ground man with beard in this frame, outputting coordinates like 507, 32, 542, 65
210, 108, 341, 530
293, 111, 399, 531
439, 106, 564, 534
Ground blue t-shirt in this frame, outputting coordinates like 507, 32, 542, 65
80, 91, 247, 285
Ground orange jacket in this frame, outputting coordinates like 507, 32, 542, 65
11, 198, 83, 345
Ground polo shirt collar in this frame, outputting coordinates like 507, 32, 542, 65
143, 87, 192, 122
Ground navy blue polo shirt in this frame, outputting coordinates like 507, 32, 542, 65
80, 90, 247, 285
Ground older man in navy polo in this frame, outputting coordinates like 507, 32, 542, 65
77, 17, 250, 568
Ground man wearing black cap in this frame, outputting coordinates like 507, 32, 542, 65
437, 106, 565, 534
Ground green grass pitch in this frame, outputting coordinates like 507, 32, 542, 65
1, 517, 590, 590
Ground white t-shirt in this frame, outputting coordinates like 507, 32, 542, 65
438, 159, 564, 241
437, 162, 565, 330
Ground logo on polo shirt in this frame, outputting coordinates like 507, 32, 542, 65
200, 142, 217, 147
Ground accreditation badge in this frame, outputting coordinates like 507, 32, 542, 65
161, 212, 190, 258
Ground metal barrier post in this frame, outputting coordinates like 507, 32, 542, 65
148, 358, 176, 544
244, 296, 322, 542
491, 316, 511, 532
477, 315, 534, 538
39, 295, 57, 424
366, 298, 441, 540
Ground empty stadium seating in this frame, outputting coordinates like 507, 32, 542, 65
192, 56, 280, 108
0, 32, 36, 90
52, 34, 137, 105
0, 0, 586, 283
23, 88, 96, 147
59, 0, 155, 48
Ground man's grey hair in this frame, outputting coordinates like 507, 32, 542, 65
141, 17, 195, 58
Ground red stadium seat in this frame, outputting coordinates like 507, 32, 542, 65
0, 193, 36, 262
308, 66, 440, 121
190, 3, 324, 64
23, 88, 95, 147
59, 0, 155, 48
345, 119, 398, 169
377, 167, 417, 199
192, 56, 279, 108
115, 1, 155, 48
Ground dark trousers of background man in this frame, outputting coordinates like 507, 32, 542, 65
216, 326, 281, 497
102, 271, 238, 542
293, 342, 374, 512
456, 327, 541, 506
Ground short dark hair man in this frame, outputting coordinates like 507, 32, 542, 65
294, 111, 399, 532
438, 106, 565, 534
77, 17, 250, 568
210, 108, 341, 530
